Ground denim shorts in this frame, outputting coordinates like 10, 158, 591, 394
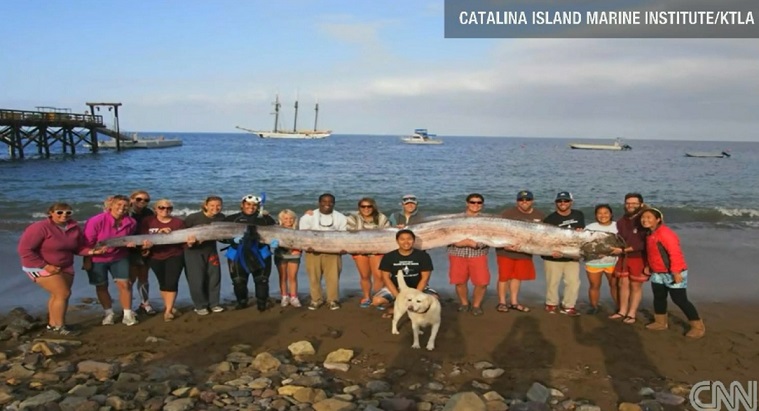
87, 258, 130, 286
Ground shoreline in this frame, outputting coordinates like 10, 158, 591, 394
2, 295, 756, 410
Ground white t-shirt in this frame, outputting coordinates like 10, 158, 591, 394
298, 210, 348, 232
585, 222, 618, 267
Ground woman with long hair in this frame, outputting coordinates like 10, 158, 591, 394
346, 197, 390, 308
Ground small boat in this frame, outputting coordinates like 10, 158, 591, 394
569, 138, 631, 151
401, 129, 443, 145
97, 135, 183, 149
685, 151, 731, 158
236, 95, 331, 139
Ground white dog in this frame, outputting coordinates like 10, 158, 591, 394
391, 270, 442, 351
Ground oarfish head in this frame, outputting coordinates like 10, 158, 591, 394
580, 233, 626, 261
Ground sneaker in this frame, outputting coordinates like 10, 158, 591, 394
281, 295, 290, 308
328, 301, 341, 311
289, 296, 302, 308
102, 312, 115, 326
235, 301, 248, 310
560, 306, 580, 317
544, 305, 558, 314
210, 306, 225, 313
194, 308, 210, 316
46, 324, 80, 336
140, 303, 157, 316
122, 312, 139, 326
308, 301, 323, 311
359, 298, 372, 308
586, 306, 600, 315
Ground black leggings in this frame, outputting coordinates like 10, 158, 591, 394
229, 257, 272, 307
651, 282, 700, 320
149, 255, 185, 292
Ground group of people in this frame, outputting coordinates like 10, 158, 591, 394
17, 189, 704, 339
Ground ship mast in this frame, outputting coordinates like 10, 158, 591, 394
272, 95, 281, 133
314, 101, 320, 131
292, 100, 299, 132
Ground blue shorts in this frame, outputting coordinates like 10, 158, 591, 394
373, 286, 438, 303
650, 270, 689, 289
87, 258, 130, 286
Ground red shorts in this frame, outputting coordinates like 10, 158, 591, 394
615, 255, 648, 282
448, 255, 490, 286
496, 255, 536, 281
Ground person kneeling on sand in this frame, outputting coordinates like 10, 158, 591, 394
640, 208, 705, 338
372, 229, 437, 318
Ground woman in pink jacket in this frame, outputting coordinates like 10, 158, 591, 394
18, 203, 106, 335
640, 208, 704, 338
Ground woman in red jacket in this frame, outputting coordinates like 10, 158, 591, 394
18, 203, 106, 335
640, 208, 704, 338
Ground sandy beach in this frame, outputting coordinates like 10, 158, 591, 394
1, 226, 758, 408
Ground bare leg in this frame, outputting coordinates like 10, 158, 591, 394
37, 274, 73, 327
472, 284, 487, 308
628, 281, 643, 319
115, 280, 133, 312
615, 277, 631, 316
161, 291, 177, 316
369, 254, 384, 293
96, 284, 113, 310
497, 281, 508, 305
455, 283, 469, 306
605, 272, 619, 309
353, 255, 372, 301
287, 262, 299, 296
277, 261, 288, 297
509, 279, 522, 305
587, 271, 603, 308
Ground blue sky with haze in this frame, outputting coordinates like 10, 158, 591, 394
2, 1, 757, 141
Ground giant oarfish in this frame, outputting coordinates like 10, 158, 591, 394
98, 217, 624, 260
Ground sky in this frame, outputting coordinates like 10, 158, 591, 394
1, 1, 758, 141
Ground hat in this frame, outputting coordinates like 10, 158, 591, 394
401, 194, 418, 205
555, 191, 573, 201
241, 194, 262, 204
517, 190, 534, 201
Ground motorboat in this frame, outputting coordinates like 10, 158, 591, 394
685, 151, 731, 158
569, 138, 631, 151
401, 129, 443, 145
96, 135, 183, 149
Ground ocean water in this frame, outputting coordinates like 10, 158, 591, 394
1, 133, 757, 310
1, 133, 758, 229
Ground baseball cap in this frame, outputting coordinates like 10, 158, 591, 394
517, 190, 534, 201
555, 191, 573, 201
242, 194, 262, 204
401, 194, 418, 205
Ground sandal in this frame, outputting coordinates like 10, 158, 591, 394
359, 298, 372, 308
623, 316, 637, 324
381, 311, 394, 319
608, 312, 626, 320
508, 304, 531, 313
375, 305, 386, 311
457, 304, 471, 313
471, 307, 484, 316
496, 303, 509, 313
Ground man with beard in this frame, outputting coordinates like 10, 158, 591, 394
495, 190, 545, 313
608, 193, 648, 324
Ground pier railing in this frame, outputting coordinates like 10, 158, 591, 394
0, 109, 104, 126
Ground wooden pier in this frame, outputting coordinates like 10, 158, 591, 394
0, 105, 129, 159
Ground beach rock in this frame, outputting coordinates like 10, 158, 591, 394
638, 387, 655, 397
227, 351, 254, 364
482, 368, 504, 379
0, 391, 14, 406
18, 389, 62, 409
472, 381, 491, 390
58, 395, 88, 411
2, 364, 35, 379
443, 391, 486, 411
31, 341, 56, 356
486, 401, 509, 411
163, 397, 196, 411
366, 380, 391, 393
323, 362, 350, 372
76, 360, 119, 380
508, 401, 550, 411
293, 387, 327, 404
145, 336, 167, 343
576, 405, 601, 411
279, 385, 307, 396
288, 341, 316, 356
325, 348, 354, 363
417, 402, 433, 411
378, 397, 416, 411
526, 382, 551, 403
427, 381, 444, 391
292, 375, 326, 387
483, 391, 505, 402
312, 397, 357, 411
105, 395, 130, 410
474, 361, 494, 370
249, 377, 271, 389
638, 399, 664, 411
251, 352, 281, 372
669, 383, 692, 397
619, 403, 643, 411
654, 392, 685, 406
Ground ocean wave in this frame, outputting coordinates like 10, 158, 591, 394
715, 207, 759, 218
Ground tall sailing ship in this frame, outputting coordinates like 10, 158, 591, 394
236, 95, 331, 139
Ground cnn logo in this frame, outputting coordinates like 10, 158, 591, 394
690, 381, 757, 411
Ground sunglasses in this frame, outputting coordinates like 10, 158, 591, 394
359, 204, 373, 209
518, 198, 533, 202
157, 206, 174, 211
134, 197, 150, 203
468, 201, 484, 205
54, 210, 73, 216
556, 200, 572, 204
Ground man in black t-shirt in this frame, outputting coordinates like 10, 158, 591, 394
542, 191, 586, 316
371, 229, 436, 317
